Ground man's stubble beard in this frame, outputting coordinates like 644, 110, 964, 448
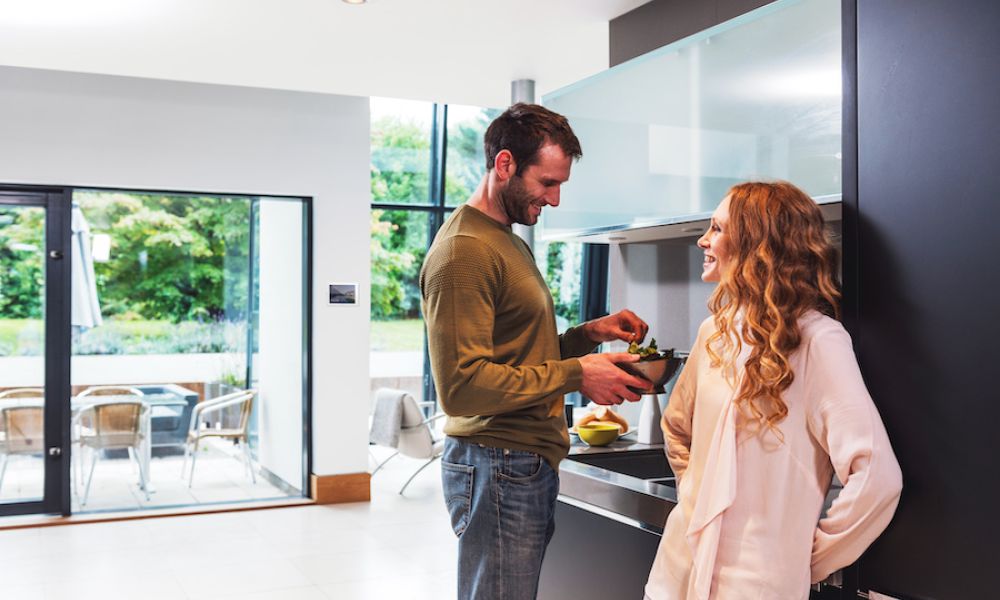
499, 175, 539, 226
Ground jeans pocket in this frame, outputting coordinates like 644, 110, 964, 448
441, 460, 474, 537
497, 449, 543, 483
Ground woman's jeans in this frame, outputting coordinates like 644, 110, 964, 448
441, 437, 560, 600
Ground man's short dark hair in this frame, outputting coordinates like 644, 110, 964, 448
484, 103, 582, 175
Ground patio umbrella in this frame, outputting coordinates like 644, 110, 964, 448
71, 201, 103, 329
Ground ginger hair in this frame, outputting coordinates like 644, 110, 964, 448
706, 181, 841, 432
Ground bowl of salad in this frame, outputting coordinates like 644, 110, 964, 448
617, 338, 686, 393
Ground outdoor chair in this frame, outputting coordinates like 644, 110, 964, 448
73, 400, 150, 505
0, 388, 44, 400
182, 389, 256, 487
0, 405, 45, 495
77, 386, 145, 398
369, 388, 446, 495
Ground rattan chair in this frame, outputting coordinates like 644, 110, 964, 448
0, 388, 44, 400
73, 400, 149, 505
77, 386, 145, 398
0, 405, 45, 494
182, 389, 256, 487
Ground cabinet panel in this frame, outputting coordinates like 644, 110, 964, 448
852, 0, 1000, 597
542, 0, 841, 240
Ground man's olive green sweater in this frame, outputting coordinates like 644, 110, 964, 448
419, 204, 597, 469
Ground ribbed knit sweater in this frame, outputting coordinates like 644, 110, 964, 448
419, 204, 596, 468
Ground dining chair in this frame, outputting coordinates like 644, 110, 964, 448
0, 388, 45, 400
73, 400, 149, 505
0, 405, 45, 495
182, 389, 256, 487
77, 385, 145, 398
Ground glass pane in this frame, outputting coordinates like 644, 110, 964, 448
445, 105, 501, 207
253, 197, 305, 491
371, 97, 434, 206
534, 240, 583, 333
0, 204, 46, 504
69, 190, 305, 512
370, 209, 429, 403
541, 0, 840, 236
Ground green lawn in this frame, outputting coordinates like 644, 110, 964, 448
0, 318, 242, 356
1, 317, 424, 355
370, 318, 424, 352
0, 318, 42, 354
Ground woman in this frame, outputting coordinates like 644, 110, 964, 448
644, 181, 902, 599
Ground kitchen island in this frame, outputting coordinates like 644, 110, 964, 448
537, 435, 674, 600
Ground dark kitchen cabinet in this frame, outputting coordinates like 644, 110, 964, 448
843, 0, 1000, 597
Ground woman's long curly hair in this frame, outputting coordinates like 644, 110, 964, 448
706, 181, 841, 433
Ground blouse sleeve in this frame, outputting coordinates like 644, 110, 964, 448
805, 325, 903, 583
661, 322, 705, 483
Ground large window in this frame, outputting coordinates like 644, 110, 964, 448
370, 99, 497, 404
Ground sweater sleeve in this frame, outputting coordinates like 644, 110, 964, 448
421, 236, 583, 417
806, 325, 903, 583
559, 323, 599, 359
661, 323, 703, 483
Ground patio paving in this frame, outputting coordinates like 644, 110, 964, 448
0, 439, 297, 512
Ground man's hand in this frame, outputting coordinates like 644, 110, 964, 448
583, 309, 649, 345
578, 353, 653, 405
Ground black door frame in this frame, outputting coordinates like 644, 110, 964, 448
0, 186, 72, 517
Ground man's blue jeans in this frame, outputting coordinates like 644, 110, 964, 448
441, 437, 560, 600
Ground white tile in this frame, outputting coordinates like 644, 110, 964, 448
3, 460, 461, 600
266, 525, 388, 559
44, 572, 187, 600
212, 586, 331, 600
388, 539, 458, 576
3, 583, 45, 599
178, 556, 312, 599
289, 546, 424, 585
318, 574, 445, 600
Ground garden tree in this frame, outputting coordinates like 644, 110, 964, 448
369, 107, 581, 323
0, 207, 44, 319
446, 107, 500, 203
76, 191, 250, 323
545, 241, 581, 324
370, 114, 431, 320
369, 109, 501, 321
370, 209, 416, 320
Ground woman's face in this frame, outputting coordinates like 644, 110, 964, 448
697, 195, 732, 283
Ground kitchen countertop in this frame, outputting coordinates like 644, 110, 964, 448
558, 432, 677, 534
567, 437, 660, 456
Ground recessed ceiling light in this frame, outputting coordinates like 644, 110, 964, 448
342, 0, 366, 4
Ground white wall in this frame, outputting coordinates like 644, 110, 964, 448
609, 239, 715, 352
0, 65, 371, 477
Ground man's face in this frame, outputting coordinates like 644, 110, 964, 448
499, 143, 572, 226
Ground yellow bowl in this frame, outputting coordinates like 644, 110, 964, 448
577, 423, 620, 446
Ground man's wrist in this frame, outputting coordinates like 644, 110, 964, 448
583, 319, 602, 343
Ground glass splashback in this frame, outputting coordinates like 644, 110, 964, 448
541, 0, 841, 238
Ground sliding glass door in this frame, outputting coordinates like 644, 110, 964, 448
0, 189, 71, 517
0, 185, 310, 518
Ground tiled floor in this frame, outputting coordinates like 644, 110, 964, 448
0, 447, 457, 600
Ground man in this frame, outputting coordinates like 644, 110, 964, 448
419, 103, 651, 600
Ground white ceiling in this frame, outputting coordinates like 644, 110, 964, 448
0, 0, 651, 108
